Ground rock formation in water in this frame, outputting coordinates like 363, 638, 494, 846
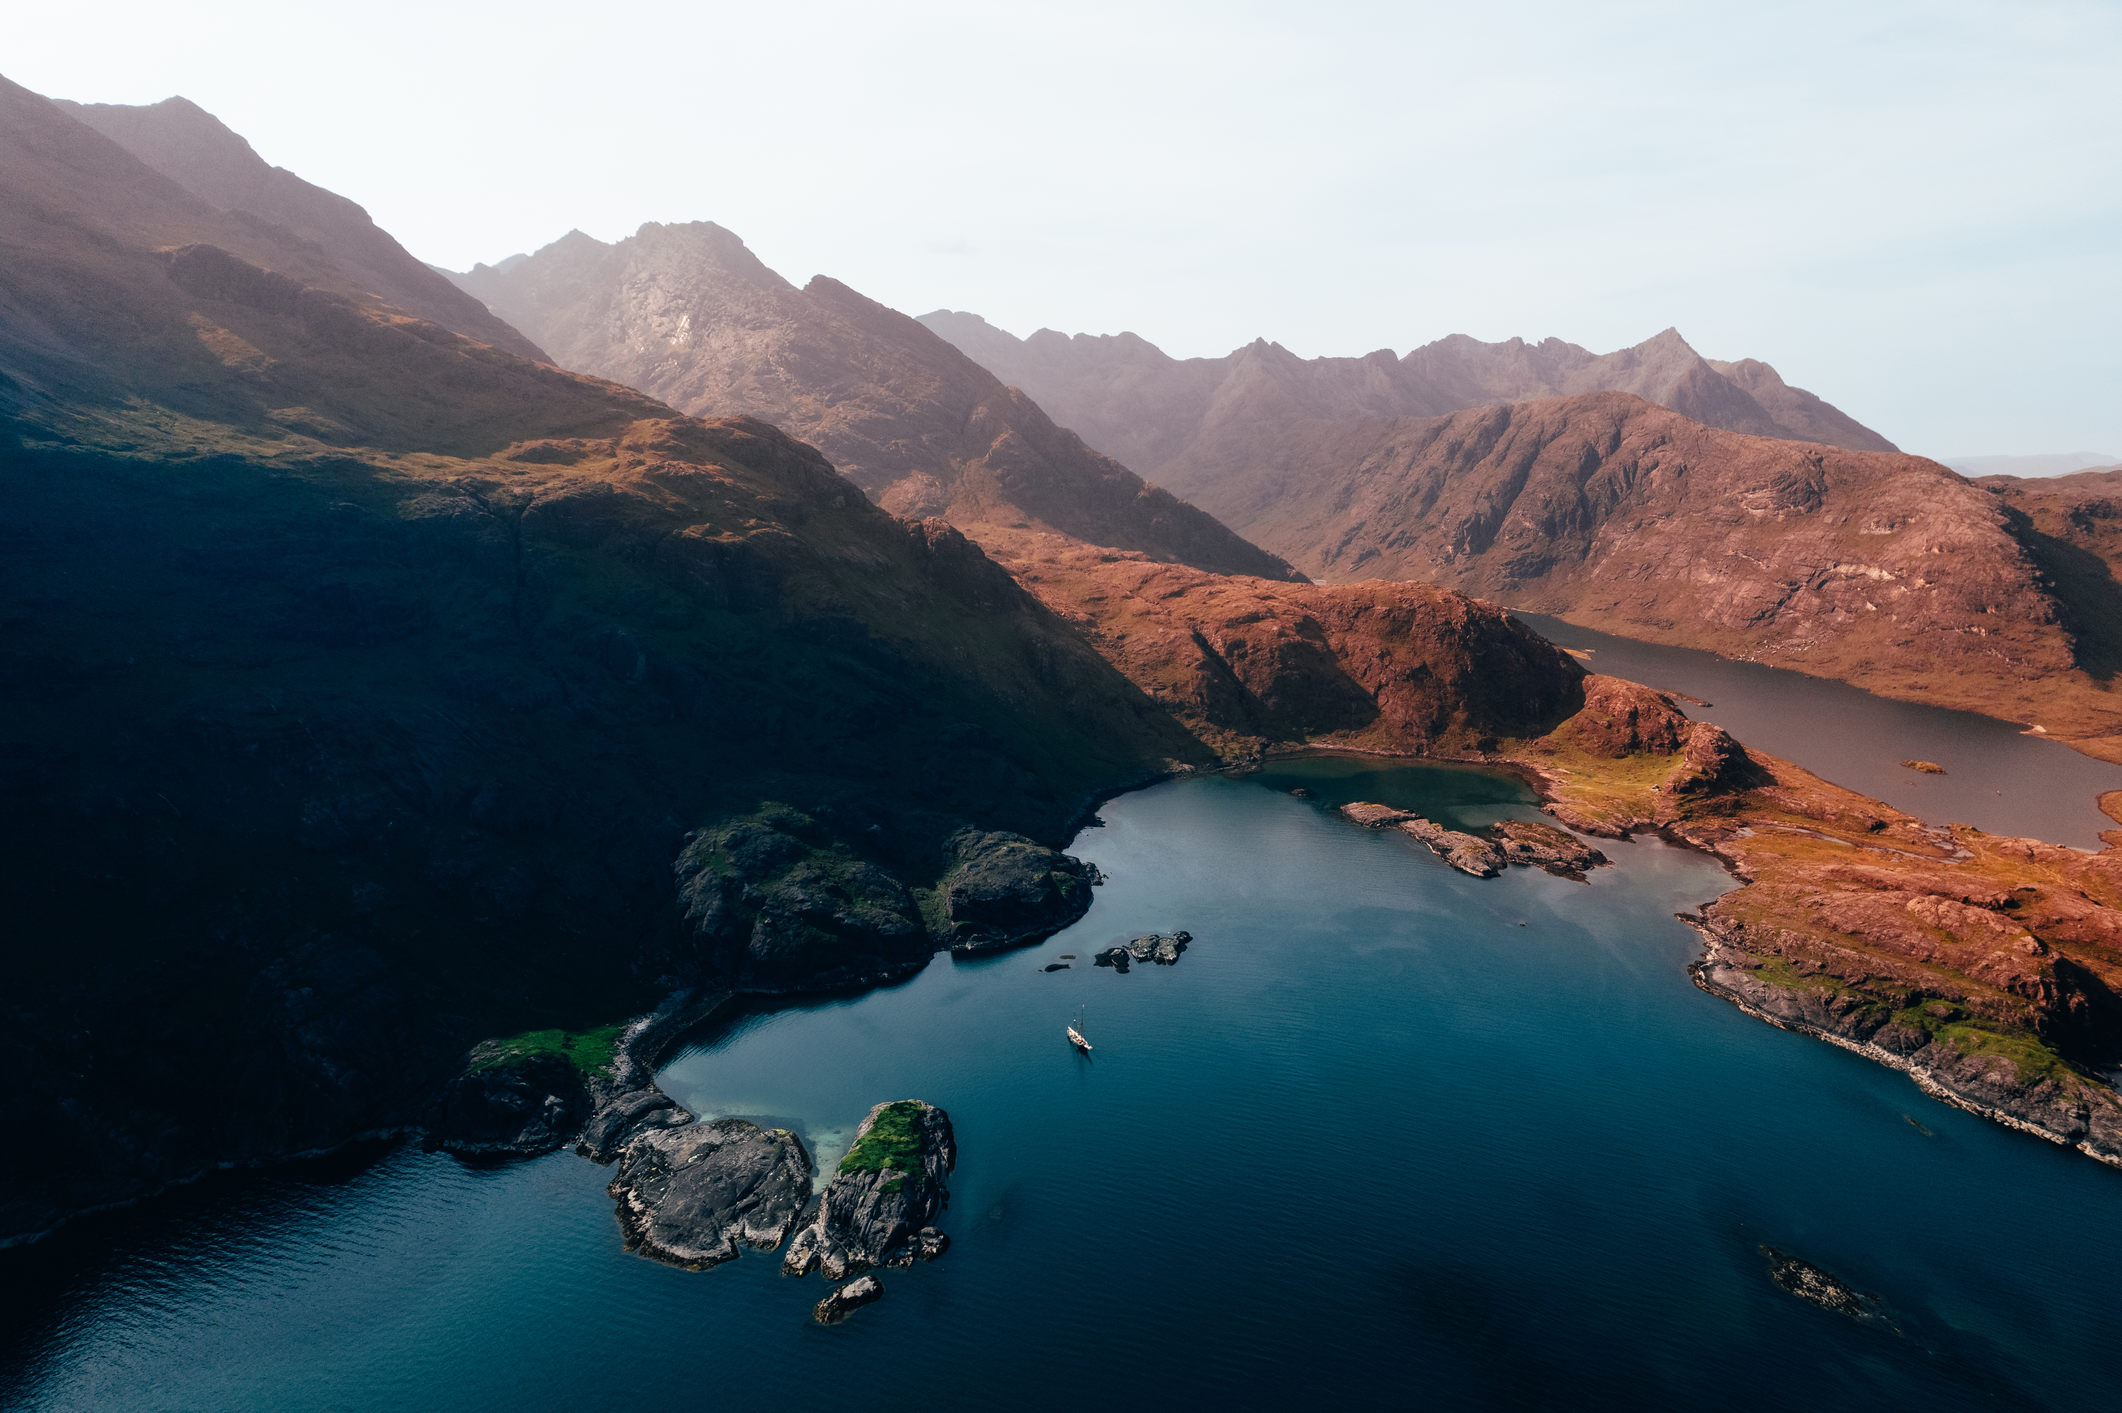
1091, 932, 1191, 969
608, 1118, 814, 1268
783, 1100, 955, 1280
934, 828, 1104, 955
449, 223, 1298, 581
917, 312, 1898, 479
1336, 804, 1606, 879
813, 1274, 887, 1324
1760, 1247, 1896, 1328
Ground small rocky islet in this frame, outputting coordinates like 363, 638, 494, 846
595, 1096, 955, 1323
1091, 931, 1191, 971
1336, 802, 1609, 881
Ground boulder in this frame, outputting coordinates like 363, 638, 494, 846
608, 1118, 812, 1269
783, 1100, 955, 1279
813, 1274, 886, 1325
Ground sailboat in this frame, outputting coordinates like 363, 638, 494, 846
1066, 1006, 1092, 1053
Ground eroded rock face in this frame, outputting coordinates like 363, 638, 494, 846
939, 831, 1100, 955
609, 1118, 812, 1269
783, 1100, 955, 1280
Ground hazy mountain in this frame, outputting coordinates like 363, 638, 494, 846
54, 94, 547, 362
451, 224, 1299, 581
1947, 452, 2121, 478
916, 313, 1899, 486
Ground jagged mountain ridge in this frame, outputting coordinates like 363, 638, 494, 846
449, 223, 1300, 581
917, 310, 1898, 488
53, 94, 547, 362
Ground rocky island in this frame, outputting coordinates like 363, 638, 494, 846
784, 1100, 957, 1283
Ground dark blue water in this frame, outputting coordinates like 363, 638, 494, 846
1516, 612, 2122, 849
8, 762, 2122, 1410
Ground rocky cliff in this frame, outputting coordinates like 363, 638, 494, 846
450, 224, 1298, 581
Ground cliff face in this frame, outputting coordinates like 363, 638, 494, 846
0, 77, 1212, 1244
916, 313, 1899, 482
53, 94, 547, 362
450, 225, 1299, 581
1977, 469, 2122, 687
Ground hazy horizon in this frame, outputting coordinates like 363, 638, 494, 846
15, 0, 2119, 460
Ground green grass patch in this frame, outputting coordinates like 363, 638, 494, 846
469, 1022, 627, 1077
1935, 1022, 2064, 1083
838, 1100, 927, 1191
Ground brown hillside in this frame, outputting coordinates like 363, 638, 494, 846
52, 93, 546, 361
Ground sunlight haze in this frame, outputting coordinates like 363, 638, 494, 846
14, 0, 2119, 457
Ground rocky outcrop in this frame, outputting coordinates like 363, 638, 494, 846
608, 1118, 813, 1269
429, 1051, 592, 1158
1339, 802, 1606, 880
675, 805, 934, 988
1490, 820, 1608, 878
1760, 1247, 1896, 1328
1092, 932, 1191, 970
1692, 928, 2122, 1169
782, 1101, 955, 1280
813, 1274, 886, 1325
937, 830, 1102, 955
1395, 817, 1506, 878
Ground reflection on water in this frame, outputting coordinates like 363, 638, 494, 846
1517, 612, 2122, 848
7, 763, 2122, 1411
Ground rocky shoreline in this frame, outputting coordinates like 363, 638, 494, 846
1688, 924, 2122, 1170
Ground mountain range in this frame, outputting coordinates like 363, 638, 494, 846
923, 314, 2122, 757
917, 312, 1900, 483
451, 224, 1297, 581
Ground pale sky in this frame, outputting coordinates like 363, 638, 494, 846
13, 0, 2120, 459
